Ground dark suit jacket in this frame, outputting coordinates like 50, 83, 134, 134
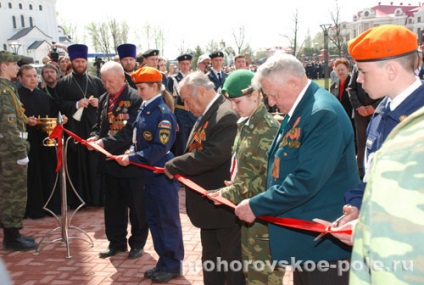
207, 70, 227, 91
250, 81, 359, 263
90, 85, 143, 177
330, 74, 353, 118
348, 65, 382, 118
165, 95, 239, 229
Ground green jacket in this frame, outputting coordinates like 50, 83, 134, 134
221, 104, 279, 204
0, 78, 29, 159
350, 106, 424, 285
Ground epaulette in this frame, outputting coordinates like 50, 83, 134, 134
158, 102, 170, 114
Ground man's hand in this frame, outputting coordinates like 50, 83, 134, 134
313, 218, 357, 246
235, 199, 256, 223
86, 137, 98, 151
356, 106, 368, 117
89, 97, 99, 108
27, 116, 38, 126
337, 204, 359, 227
115, 154, 129, 166
164, 167, 174, 179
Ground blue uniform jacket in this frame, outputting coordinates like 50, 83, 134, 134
249, 81, 358, 263
129, 96, 177, 174
207, 70, 227, 91
345, 82, 424, 209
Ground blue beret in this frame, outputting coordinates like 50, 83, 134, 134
209, 51, 224, 59
177, 54, 192, 62
142, 49, 159, 57
117, 43, 136, 59
68, 44, 88, 61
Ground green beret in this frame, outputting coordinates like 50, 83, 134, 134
222, 70, 255, 98
0, 50, 21, 64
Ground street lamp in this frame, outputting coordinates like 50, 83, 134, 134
320, 24, 332, 90
9, 41, 21, 54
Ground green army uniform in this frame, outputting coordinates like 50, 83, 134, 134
0, 50, 36, 251
221, 70, 284, 284
350, 106, 424, 284
0, 78, 29, 228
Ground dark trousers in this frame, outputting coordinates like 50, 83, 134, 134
200, 226, 246, 285
174, 108, 197, 156
354, 112, 372, 179
293, 260, 349, 285
145, 174, 184, 273
103, 174, 148, 250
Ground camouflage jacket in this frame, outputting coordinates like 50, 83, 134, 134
0, 78, 29, 159
220, 104, 279, 204
350, 106, 424, 284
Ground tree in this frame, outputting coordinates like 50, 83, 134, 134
108, 19, 129, 53
328, 0, 346, 58
232, 26, 247, 54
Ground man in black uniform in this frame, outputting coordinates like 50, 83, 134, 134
168, 54, 197, 156
207, 51, 227, 91
87, 61, 148, 259
56, 44, 106, 207
142, 49, 169, 90
117, 43, 137, 90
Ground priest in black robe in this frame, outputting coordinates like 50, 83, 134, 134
56, 44, 106, 207
18, 65, 61, 218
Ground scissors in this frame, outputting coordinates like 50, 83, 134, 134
314, 214, 346, 241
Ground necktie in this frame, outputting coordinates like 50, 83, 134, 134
140, 101, 147, 112
217, 72, 221, 82
108, 94, 118, 112
278, 115, 290, 137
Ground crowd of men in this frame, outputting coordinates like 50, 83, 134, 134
1, 23, 424, 285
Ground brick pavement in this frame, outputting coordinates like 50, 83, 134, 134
1, 188, 293, 285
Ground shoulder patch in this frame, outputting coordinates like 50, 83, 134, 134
158, 120, 172, 129
7, 114, 16, 123
143, 131, 153, 141
159, 129, 170, 144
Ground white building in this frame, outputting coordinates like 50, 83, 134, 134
0, 0, 70, 63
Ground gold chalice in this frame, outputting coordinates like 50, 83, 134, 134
37, 117, 58, 147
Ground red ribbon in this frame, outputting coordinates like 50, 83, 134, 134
49, 125, 352, 237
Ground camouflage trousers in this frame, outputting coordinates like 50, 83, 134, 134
0, 155, 27, 229
242, 220, 284, 285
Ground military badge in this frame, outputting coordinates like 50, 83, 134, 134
279, 116, 301, 148
7, 114, 16, 123
143, 130, 153, 141
188, 121, 208, 152
116, 100, 131, 112
158, 120, 172, 129
159, 129, 170, 144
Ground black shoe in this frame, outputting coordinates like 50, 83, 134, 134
128, 248, 143, 259
144, 267, 159, 279
3, 236, 38, 251
151, 271, 180, 283
99, 248, 126, 258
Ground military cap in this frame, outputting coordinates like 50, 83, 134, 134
348, 25, 417, 62
142, 49, 159, 58
0, 50, 21, 64
68, 44, 88, 61
209, 51, 225, 59
221, 69, 255, 98
117, 43, 136, 59
177, 53, 192, 62
131, 66, 162, 84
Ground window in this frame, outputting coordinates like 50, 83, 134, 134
19, 3, 22, 9
419, 17, 422, 23
29, 4, 33, 10
21, 15, 25, 27
12, 16, 16, 28
3, 44, 7, 50
39, 4, 42, 11
8, 2, 12, 8
29, 17, 33, 26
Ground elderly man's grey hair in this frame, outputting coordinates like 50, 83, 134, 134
100, 60, 124, 76
180, 71, 215, 96
252, 52, 306, 90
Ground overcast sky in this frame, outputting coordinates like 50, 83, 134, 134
56, 0, 409, 58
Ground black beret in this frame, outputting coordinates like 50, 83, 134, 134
142, 49, 159, 57
177, 54, 192, 62
209, 51, 224, 59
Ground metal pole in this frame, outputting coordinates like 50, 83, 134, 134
320, 24, 332, 90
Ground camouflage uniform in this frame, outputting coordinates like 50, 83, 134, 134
220, 104, 283, 284
0, 77, 29, 228
350, 106, 424, 284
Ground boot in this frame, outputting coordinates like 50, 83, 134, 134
3, 228, 38, 251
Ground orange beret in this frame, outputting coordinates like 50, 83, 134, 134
131, 67, 162, 84
348, 25, 417, 62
